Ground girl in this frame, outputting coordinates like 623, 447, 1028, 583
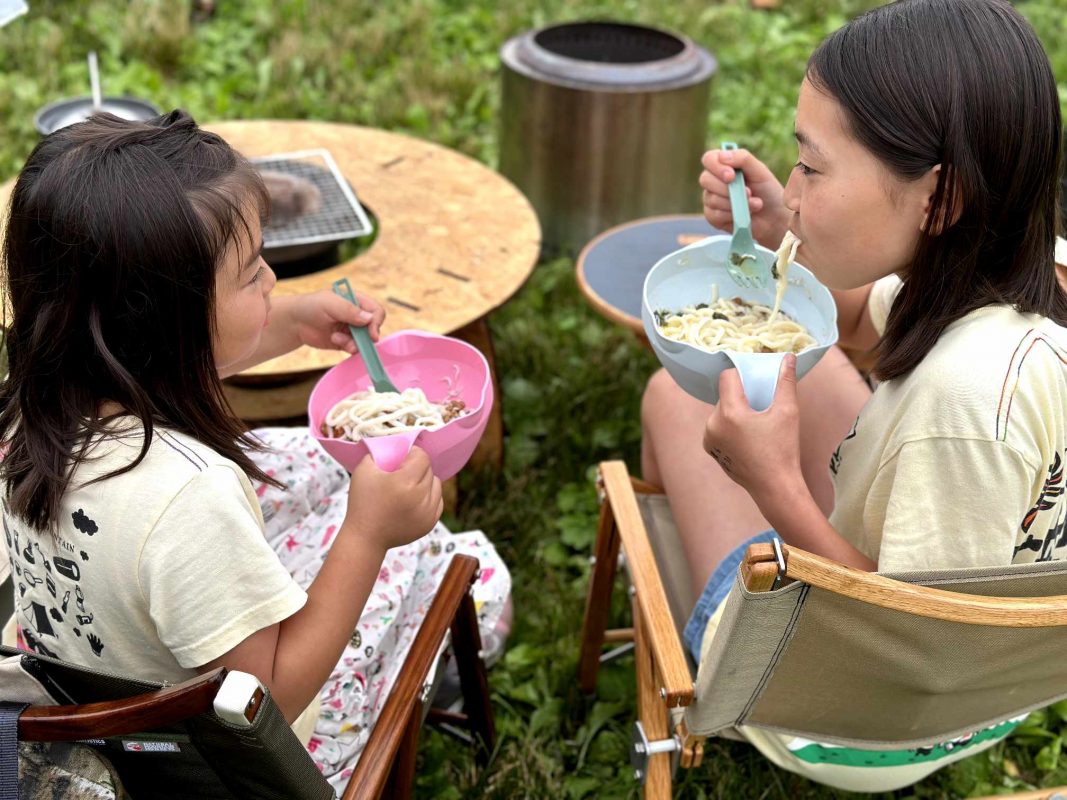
642, 0, 1066, 791
0, 110, 510, 787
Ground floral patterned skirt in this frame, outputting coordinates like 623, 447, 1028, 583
248, 428, 511, 790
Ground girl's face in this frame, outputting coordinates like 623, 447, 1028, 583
782, 79, 939, 291
212, 205, 276, 371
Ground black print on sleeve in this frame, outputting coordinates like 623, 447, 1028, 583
1015, 451, 1067, 562
830, 418, 860, 477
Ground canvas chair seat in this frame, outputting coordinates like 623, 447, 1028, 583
633, 493, 695, 650
580, 461, 1067, 799
691, 553, 1067, 748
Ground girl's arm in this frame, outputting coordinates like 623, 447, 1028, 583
197, 448, 443, 723
704, 356, 876, 571
218, 291, 385, 379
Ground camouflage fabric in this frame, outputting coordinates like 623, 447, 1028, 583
17, 741, 129, 800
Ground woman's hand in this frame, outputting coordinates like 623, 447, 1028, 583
699, 147, 791, 250
703, 354, 804, 504
289, 290, 386, 353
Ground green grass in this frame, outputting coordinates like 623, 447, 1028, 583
2, 1, 1067, 797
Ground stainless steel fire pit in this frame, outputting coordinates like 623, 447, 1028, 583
499, 21, 716, 253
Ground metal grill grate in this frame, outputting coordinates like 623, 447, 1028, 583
252, 149, 373, 248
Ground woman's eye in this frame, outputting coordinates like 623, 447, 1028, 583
793, 161, 817, 177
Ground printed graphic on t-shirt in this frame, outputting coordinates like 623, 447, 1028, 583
997, 330, 1067, 564
829, 417, 859, 477
4, 501, 105, 659
1014, 450, 1067, 563
996, 330, 1067, 442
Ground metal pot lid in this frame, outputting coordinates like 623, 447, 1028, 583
34, 96, 162, 136
501, 21, 716, 92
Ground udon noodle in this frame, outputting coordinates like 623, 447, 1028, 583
654, 231, 816, 355
321, 387, 467, 442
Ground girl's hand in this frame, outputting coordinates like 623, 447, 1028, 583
343, 447, 443, 552
699, 147, 792, 250
290, 290, 386, 353
703, 355, 804, 504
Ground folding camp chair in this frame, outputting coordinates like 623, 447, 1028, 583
0, 553, 494, 800
579, 460, 1067, 799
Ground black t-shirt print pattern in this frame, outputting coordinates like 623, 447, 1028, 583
1014, 450, 1067, 563
4, 502, 105, 659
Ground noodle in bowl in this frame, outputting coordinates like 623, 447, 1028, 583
641, 234, 838, 410
308, 331, 493, 478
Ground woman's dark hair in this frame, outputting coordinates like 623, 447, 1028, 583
0, 110, 279, 531
808, 0, 1065, 380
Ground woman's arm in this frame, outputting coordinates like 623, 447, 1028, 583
756, 477, 875, 570
704, 356, 876, 571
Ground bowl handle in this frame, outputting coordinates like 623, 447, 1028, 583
362, 430, 422, 472
723, 352, 786, 412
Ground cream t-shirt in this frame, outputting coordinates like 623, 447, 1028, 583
831, 275, 1067, 570
4, 423, 307, 682
702, 275, 1067, 792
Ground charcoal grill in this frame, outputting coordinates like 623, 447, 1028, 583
252, 149, 373, 276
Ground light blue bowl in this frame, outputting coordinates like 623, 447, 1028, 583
641, 234, 838, 410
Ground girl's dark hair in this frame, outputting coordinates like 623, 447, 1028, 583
0, 109, 279, 531
808, 0, 1065, 381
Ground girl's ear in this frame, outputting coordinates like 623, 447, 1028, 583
920, 164, 963, 235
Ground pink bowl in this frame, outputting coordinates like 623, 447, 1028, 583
309, 330, 493, 479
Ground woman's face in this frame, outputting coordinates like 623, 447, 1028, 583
782, 79, 938, 291
211, 204, 276, 372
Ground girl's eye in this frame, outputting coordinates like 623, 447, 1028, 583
793, 161, 817, 177
249, 266, 265, 285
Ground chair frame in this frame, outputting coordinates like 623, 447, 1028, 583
15, 554, 494, 800
579, 460, 1067, 800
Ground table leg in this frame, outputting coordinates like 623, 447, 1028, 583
451, 315, 504, 470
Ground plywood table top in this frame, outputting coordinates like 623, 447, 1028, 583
0, 119, 542, 378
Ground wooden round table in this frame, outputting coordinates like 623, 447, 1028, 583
576, 214, 716, 343
0, 120, 542, 467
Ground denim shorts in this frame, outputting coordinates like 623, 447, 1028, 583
682, 530, 779, 662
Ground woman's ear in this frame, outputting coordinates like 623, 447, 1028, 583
920, 164, 963, 235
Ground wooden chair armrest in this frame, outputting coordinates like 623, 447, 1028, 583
18, 668, 226, 741
343, 554, 481, 800
747, 543, 1067, 627
970, 786, 1067, 800
599, 461, 692, 707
